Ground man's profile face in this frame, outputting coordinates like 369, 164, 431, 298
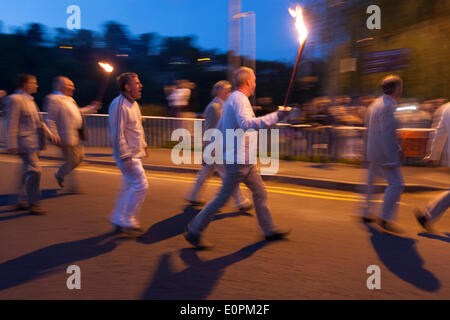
126, 76, 143, 100
63, 79, 76, 97
248, 71, 256, 95
24, 77, 38, 95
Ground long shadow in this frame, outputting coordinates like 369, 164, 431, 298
141, 240, 269, 299
0, 189, 67, 207
418, 232, 450, 243
366, 224, 440, 292
0, 231, 122, 291
137, 206, 252, 245
84, 153, 113, 158
0, 212, 30, 222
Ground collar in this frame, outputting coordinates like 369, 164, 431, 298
383, 94, 397, 105
121, 93, 135, 105
214, 96, 225, 105
15, 89, 33, 100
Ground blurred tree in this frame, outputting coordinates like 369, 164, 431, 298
104, 21, 130, 52
73, 29, 94, 48
25, 23, 44, 45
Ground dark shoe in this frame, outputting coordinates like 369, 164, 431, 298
184, 227, 212, 249
414, 209, 436, 234
379, 220, 403, 234
16, 203, 29, 211
238, 203, 253, 212
186, 199, 205, 207
361, 216, 376, 224
54, 173, 64, 188
29, 205, 46, 215
265, 228, 291, 241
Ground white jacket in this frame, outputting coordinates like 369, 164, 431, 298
108, 95, 147, 160
430, 103, 450, 166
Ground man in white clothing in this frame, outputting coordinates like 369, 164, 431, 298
45, 76, 100, 192
185, 80, 251, 211
108, 72, 149, 232
415, 103, 450, 233
184, 67, 291, 249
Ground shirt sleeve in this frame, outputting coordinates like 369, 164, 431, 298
429, 108, 449, 160
110, 102, 132, 159
5, 96, 20, 150
44, 96, 61, 141
234, 96, 279, 130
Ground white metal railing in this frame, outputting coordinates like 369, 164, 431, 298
0, 114, 440, 162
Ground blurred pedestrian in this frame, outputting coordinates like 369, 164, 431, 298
414, 103, 450, 233
108, 73, 149, 232
44, 76, 101, 193
167, 80, 191, 117
5, 74, 58, 215
0, 90, 7, 117
185, 80, 252, 211
361, 75, 405, 233
184, 67, 291, 249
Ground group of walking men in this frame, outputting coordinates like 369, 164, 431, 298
3, 69, 449, 249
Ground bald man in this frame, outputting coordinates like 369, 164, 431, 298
184, 67, 291, 249
44, 76, 100, 192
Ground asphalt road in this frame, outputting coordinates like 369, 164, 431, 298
0, 154, 449, 300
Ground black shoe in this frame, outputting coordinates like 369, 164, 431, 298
379, 220, 403, 234
55, 173, 64, 188
265, 228, 291, 241
186, 199, 205, 207
184, 227, 212, 249
414, 209, 436, 234
111, 223, 143, 234
238, 203, 253, 212
29, 205, 46, 215
361, 216, 376, 224
16, 203, 29, 211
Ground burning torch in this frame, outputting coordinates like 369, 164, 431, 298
281, 5, 308, 112
97, 62, 114, 103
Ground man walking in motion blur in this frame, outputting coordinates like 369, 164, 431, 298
362, 75, 405, 233
108, 73, 149, 232
184, 67, 291, 249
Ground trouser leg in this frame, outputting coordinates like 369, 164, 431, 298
188, 164, 241, 234
425, 190, 450, 222
216, 164, 249, 208
380, 165, 404, 222
19, 152, 42, 205
243, 165, 276, 235
186, 163, 214, 202
362, 162, 378, 218
110, 177, 130, 224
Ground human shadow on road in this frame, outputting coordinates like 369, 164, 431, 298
418, 232, 450, 243
0, 189, 67, 209
365, 224, 440, 292
137, 206, 252, 245
0, 231, 122, 292
141, 240, 269, 299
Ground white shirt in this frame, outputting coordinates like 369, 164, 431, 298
108, 94, 147, 160
54, 91, 83, 129
430, 103, 450, 166
217, 90, 279, 164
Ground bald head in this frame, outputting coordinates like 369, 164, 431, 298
233, 67, 256, 97
53, 76, 75, 96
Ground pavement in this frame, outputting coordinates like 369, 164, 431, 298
1, 155, 450, 299
1, 145, 447, 193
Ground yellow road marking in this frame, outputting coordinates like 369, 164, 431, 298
0, 156, 382, 203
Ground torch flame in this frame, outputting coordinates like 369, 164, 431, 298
289, 5, 308, 45
98, 62, 114, 73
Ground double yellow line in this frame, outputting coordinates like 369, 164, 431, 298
0, 156, 379, 203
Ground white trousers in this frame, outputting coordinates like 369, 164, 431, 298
111, 157, 148, 225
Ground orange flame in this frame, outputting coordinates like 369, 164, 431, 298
98, 62, 114, 73
289, 5, 308, 45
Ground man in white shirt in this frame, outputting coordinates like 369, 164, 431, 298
45, 76, 100, 192
6, 74, 58, 215
184, 67, 290, 249
415, 103, 450, 233
362, 75, 405, 233
185, 80, 251, 211
108, 72, 149, 232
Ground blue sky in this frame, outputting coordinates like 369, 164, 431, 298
0, 0, 317, 62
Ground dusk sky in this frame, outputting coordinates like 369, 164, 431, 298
0, 0, 317, 62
